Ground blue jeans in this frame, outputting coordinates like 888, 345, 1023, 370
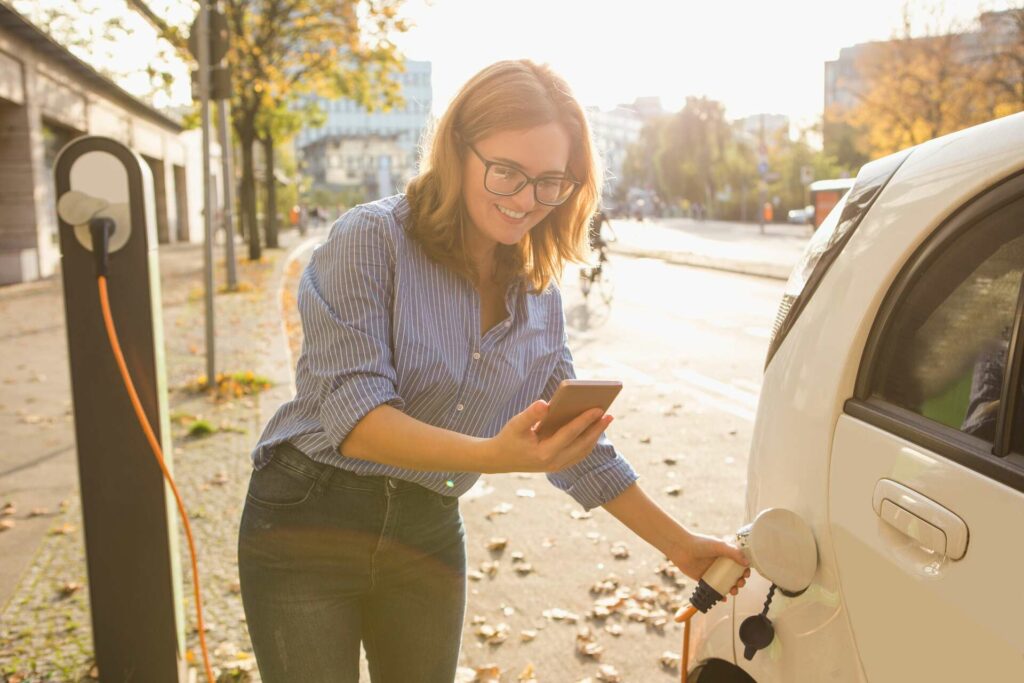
238, 442, 467, 682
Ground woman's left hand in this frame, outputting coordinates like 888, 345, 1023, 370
668, 532, 751, 597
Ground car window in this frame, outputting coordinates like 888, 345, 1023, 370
869, 196, 1024, 443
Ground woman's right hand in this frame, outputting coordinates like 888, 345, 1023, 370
479, 400, 613, 474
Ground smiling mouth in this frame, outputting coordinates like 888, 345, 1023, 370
496, 204, 527, 220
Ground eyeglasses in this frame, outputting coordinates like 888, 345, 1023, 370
468, 143, 579, 207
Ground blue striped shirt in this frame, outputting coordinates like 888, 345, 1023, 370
251, 194, 638, 510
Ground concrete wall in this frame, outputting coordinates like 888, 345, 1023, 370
0, 24, 203, 285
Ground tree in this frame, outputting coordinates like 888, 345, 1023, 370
655, 97, 731, 213
843, 7, 984, 156
221, 0, 407, 260
15, 0, 182, 105
979, 8, 1024, 117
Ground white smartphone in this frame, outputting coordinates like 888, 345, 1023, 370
534, 379, 623, 439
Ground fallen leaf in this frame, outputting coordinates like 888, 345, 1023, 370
596, 664, 621, 682
473, 665, 502, 682
486, 537, 508, 552
514, 563, 535, 576
518, 663, 537, 682
480, 561, 499, 578
520, 629, 537, 642
0, 519, 14, 531
59, 581, 81, 597
639, 435, 652, 444
663, 484, 683, 496
605, 623, 623, 637
485, 502, 513, 520
610, 542, 630, 559
51, 523, 77, 535
2, 502, 15, 516
662, 456, 678, 465
542, 607, 580, 623
660, 651, 682, 669
575, 627, 604, 659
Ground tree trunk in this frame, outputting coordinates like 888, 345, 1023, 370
263, 136, 279, 249
240, 131, 261, 261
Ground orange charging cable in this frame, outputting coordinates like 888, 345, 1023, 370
675, 603, 699, 683
97, 275, 214, 682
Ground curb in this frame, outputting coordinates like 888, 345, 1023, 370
608, 243, 793, 281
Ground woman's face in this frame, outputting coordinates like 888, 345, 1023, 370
461, 122, 571, 253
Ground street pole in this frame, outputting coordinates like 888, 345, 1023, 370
218, 99, 238, 289
198, 0, 216, 385
758, 113, 766, 235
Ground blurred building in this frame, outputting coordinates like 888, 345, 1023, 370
296, 61, 432, 200
587, 97, 664, 200
0, 3, 207, 286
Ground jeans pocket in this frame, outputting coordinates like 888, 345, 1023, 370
437, 493, 459, 510
246, 457, 323, 510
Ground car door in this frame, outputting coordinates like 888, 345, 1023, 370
829, 173, 1024, 682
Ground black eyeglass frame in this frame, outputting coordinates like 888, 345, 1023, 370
467, 143, 580, 207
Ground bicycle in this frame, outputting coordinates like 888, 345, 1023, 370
579, 241, 614, 306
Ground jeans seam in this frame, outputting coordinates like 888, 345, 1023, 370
369, 487, 393, 590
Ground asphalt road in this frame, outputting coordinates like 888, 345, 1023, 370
450, 254, 785, 681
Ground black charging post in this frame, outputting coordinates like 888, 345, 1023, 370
54, 136, 185, 681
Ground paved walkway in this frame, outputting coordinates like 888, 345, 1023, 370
0, 215, 805, 680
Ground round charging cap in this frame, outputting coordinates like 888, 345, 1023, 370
747, 508, 818, 594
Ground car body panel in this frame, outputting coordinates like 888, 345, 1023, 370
686, 113, 1024, 682
829, 415, 1024, 680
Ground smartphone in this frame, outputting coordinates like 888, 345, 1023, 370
534, 379, 622, 439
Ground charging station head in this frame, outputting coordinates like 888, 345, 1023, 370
747, 508, 818, 594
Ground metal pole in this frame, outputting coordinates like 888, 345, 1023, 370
198, 0, 216, 384
759, 114, 766, 235
218, 99, 238, 289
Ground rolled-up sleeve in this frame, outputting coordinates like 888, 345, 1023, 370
298, 207, 405, 452
543, 337, 639, 510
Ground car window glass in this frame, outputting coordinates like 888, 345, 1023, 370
871, 197, 1024, 443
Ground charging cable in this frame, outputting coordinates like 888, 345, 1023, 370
89, 218, 215, 681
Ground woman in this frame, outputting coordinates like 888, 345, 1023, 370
238, 59, 747, 682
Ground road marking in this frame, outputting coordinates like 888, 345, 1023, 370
588, 359, 757, 422
672, 368, 759, 410
733, 378, 763, 394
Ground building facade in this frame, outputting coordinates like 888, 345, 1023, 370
296, 60, 432, 199
587, 97, 663, 199
0, 4, 206, 285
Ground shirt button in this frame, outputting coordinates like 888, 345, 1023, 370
472, 352, 481, 360
456, 403, 465, 412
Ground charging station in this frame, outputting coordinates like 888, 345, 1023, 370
54, 136, 185, 682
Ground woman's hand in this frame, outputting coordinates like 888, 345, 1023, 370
669, 532, 750, 597
480, 400, 612, 474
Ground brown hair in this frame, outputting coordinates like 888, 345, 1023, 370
405, 60, 601, 292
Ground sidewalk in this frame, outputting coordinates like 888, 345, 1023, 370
607, 217, 809, 280
0, 228, 318, 681
0, 214, 800, 680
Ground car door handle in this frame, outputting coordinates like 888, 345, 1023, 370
871, 479, 969, 560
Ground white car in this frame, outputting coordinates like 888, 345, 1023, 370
688, 112, 1024, 682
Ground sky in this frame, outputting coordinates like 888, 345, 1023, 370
13, 0, 1014, 128
393, 0, 1010, 127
